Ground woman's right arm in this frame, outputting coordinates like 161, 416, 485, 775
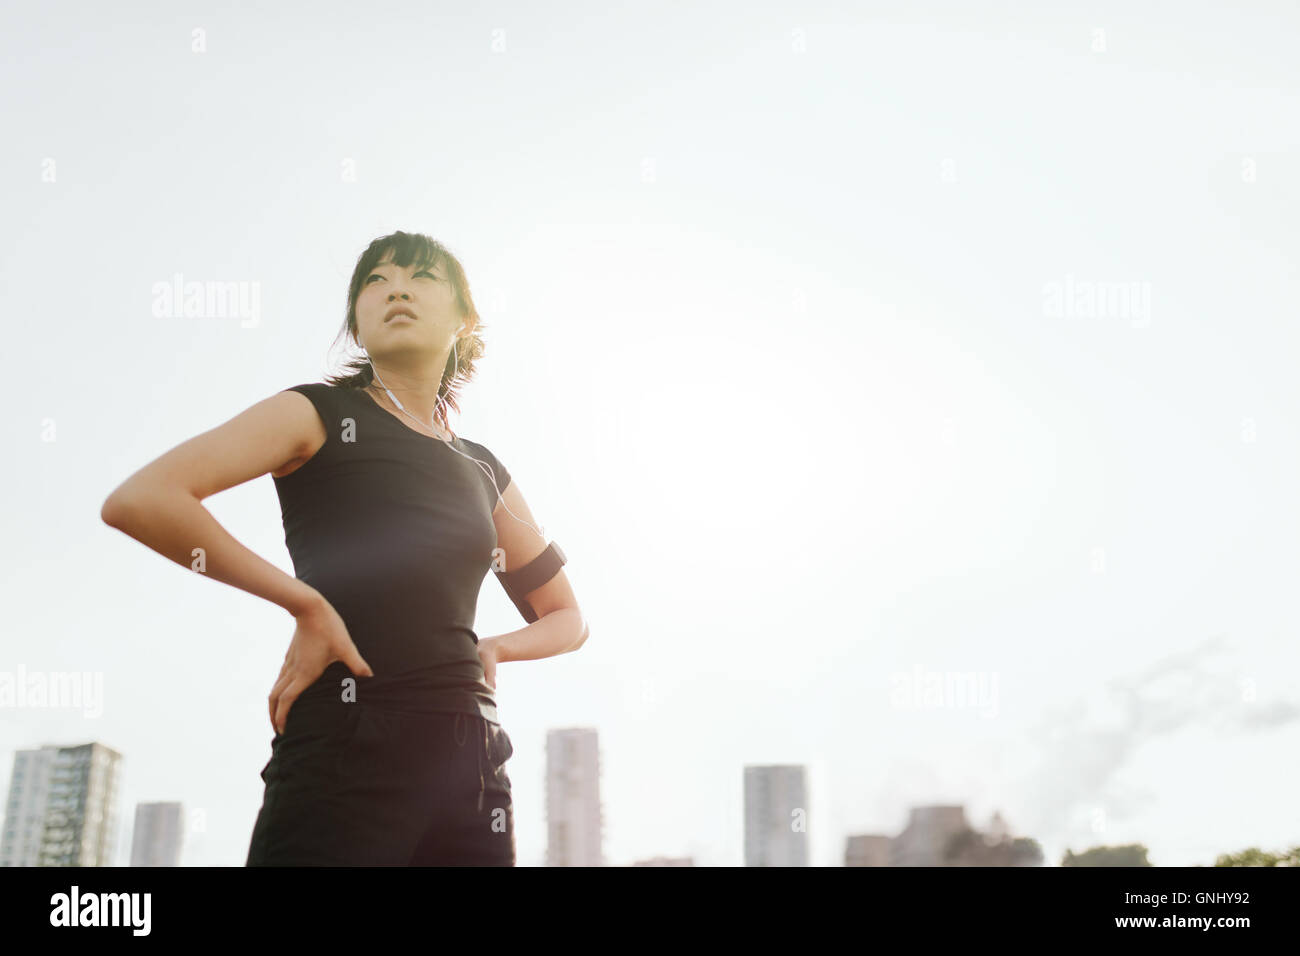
100, 389, 327, 617
102, 389, 373, 733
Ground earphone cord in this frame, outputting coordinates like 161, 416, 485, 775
368, 342, 547, 543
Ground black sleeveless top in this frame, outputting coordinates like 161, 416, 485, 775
272, 382, 511, 723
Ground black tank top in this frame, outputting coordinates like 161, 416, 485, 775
272, 382, 511, 723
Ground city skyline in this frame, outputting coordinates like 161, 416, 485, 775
1, 733, 1288, 866
3, 1, 1297, 867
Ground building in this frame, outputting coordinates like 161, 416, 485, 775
890, 805, 971, 866
844, 806, 1037, 866
1, 743, 123, 867
130, 802, 183, 866
631, 856, 695, 866
844, 834, 892, 867
546, 728, 603, 866
744, 765, 809, 866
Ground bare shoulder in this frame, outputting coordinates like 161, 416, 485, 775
269, 387, 330, 478
103, 386, 330, 511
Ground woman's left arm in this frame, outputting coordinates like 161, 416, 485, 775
478, 478, 589, 687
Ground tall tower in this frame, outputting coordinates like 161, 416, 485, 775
1, 743, 123, 867
130, 802, 184, 866
545, 728, 603, 866
744, 765, 809, 866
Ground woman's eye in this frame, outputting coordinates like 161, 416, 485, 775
367, 270, 436, 283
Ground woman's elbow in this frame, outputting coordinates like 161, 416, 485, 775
101, 489, 133, 529
101, 482, 148, 529
569, 616, 591, 652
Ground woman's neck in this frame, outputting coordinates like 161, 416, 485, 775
364, 379, 454, 440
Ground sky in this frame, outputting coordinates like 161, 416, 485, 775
1, 0, 1298, 867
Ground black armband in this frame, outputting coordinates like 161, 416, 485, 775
494, 541, 568, 623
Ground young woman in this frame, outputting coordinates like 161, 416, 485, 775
101, 230, 588, 865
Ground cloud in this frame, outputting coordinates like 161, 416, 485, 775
1017, 633, 1297, 845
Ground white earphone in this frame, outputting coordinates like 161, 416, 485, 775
367, 332, 547, 543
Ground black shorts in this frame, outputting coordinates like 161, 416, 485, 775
246, 697, 515, 866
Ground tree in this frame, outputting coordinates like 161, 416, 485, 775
944, 827, 1044, 866
1060, 844, 1152, 866
1215, 845, 1300, 867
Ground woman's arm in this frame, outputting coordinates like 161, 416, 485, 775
487, 607, 588, 664
100, 389, 328, 618
483, 478, 589, 668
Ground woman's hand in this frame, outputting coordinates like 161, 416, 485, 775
477, 636, 503, 690
269, 591, 373, 735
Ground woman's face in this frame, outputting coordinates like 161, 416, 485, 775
353, 251, 465, 358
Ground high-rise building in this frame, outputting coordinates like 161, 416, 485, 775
744, 765, 809, 866
545, 728, 603, 866
1, 743, 123, 867
0, 748, 56, 866
130, 802, 183, 866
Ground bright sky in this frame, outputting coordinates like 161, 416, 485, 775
2, 1, 1298, 867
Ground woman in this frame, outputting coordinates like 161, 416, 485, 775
101, 230, 589, 865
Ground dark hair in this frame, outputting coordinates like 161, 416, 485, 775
324, 230, 486, 436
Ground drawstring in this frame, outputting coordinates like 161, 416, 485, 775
479, 718, 489, 813
455, 712, 487, 813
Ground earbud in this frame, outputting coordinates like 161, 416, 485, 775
369, 344, 546, 543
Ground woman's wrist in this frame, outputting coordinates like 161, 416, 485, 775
482, 635, 511, 663
284, 582, 326, 619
